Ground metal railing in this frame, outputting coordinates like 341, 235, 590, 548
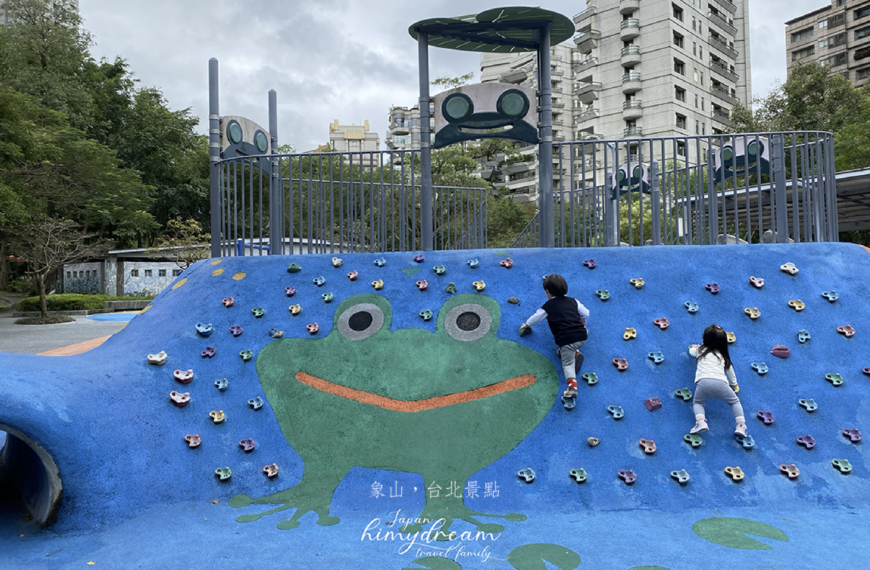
621, 45, 641, 57
711, 84, 739, 104
708, 11, 737, 36
709, 0, 737, 15
709, 35, 739, 59
511, 132, 837, 248
710, 59, 739, 82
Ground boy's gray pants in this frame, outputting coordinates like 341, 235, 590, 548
559, 341, 586, 381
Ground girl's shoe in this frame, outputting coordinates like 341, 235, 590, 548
734, 423, 748, 437
690, 419, 709, 435
563, 388, 578, 398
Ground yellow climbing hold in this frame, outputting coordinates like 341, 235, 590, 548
232, 272, 246, 281
623, 327, 637, 341
472, 280, 486, 291
212, 268, 224, 276
171, 278, 187, 290
210, 259, 222, 265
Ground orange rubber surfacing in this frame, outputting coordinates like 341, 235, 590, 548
295, 371, 537, 412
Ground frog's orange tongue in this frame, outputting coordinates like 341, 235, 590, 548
294, 371, 536, 413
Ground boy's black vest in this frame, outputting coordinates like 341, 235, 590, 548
542, 296, 587, 347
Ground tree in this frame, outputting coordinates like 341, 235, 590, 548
149, 217, 210, 269
431, 72, 474, 91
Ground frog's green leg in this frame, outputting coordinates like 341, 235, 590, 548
229, 468, 349, 530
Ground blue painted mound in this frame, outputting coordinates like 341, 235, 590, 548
0, 243, 868, 539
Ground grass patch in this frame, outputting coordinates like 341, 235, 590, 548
15, 294, 156, 312
15, 315, 76, 325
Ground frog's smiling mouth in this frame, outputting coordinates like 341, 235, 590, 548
294, 372, 536, 413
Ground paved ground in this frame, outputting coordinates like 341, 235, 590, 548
0, 313, 125, 355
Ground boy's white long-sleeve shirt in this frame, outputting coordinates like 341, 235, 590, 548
525, 300, 590, 327
689, 346, 737, 385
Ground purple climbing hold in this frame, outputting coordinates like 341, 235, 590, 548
756, 411, 776, 425
229, 325, 243, 337
239, 438, 256, 452
796, 435, 816, 449
770, 345, 791, 359
843, 429, 863, 443
413, 254, 425, 263
200, 346, 216, 358
285, 286, 296, 297
618, 470, 637, 485
583, 259, 596, 269
705, 283, 721, 294
863, 367, 870, 376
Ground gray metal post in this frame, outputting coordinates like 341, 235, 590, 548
706, 147, 717, 244
650, 160, 661, 245
268, 89, 282, 254
604, 172, 617, 246
824, 134, 839, 240
771, 133, 788, 243
537, 26, 554, 248
208, 58, 221, 257
418, 33, 433, 251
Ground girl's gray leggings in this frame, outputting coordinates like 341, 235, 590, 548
692, 378, 744, 419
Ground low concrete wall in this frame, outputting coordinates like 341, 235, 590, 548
105, 300, 150, 311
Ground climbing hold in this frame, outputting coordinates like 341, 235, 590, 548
798, 399, 818, 412
684, 302, 699, 313
675, 388, 693, 402
788, 300, 805, 312
445, 282, 456, 294
630, 278, 645, 289
500, 258, 514, 269
583, 259, 596, 269
639, 439, 657, 454
416, 280, 428, 291
825, 373, 845, 386
419, 310, 433, 321
248, 397, 264, 411
582, 372, 598, 385
507, 297, 520, 305
321, 292, 334, 303
751, 362, 768, 375
284, 287, 296, 297
596, 290, 610, 301
832, 459, 853, 474
749, 276, 764, 288
726, 331, 736, 344
770, 345, 791, 358
587, 437, 600, 447
617, 470, 637, 485
347, 270, 358, 281
214, 378, 229, 391
735, 434, 755, 449
222, 297, 235, 307
184, 434, 201, 448
561, 393, 576, 410
269, 329, 284, 339
286, 263, 301, 273
838, 325, 856, 338
569, 468, 588, 483
373, 258, 386, 267
467, 259, 479, 269
174, 369, 194, 384
214, 467, 232, 481
756, 411, 775, 425
843, 428, 863, 443
798, 329, 811, 344
779, 464, 800, 479
780, 262, 799, 275
864, 367, 870, 376
671, 470, 690, 485
796, 435, 816, 449
251, 307, 265, 318
517, 468, 536, 483
724, 466, 745, 482
263, 464, 280, 478
239, 438, 256, 452
331, 257, 343, 268
433, 265, 446, 275
195, 323, 214, 337
648, 351, 665, 364
288, 304, 302, 315
613, 358, 629, 371
169, 391, 190, 407
684, 434, 703, 448
200, 346, 216, 358
821, 290, 839, 302
644, 398, 662, 411
518, 325, 531, 337
229, 325, 243, 336
147, 351, 167, 366
413, 254, 425, 263
239, 350, 253, 362
209, 410, 226, 424
306, 323, 319, 335
371, 279, 384, 291
472, 280, 486, 291
653, 318, 670, 330
623, 327, 637, 340
705, 283, 721, 294
744, 307, 761, 320
607, 405, 625, 419
312, 276, 326, 287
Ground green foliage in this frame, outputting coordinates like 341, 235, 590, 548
488, 197, 535, 248
150, 217, 210, 269
16, 314, 76, 324
16, 293, 154, 311
431, 72, 474, 91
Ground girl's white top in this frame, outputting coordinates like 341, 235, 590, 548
689, 346, 737, 385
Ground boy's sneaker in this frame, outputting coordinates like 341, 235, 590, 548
690, 419, 709, 435
734, 423, 748, 437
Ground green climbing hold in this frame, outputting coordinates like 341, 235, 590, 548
595, 290, 610, 301
433, 265, 446, 275
684, 434, 703, 448
692, 517, 788, 550
251, 307, 265, 318
507, 543, 581, 570
581, 372, 598, 385
239, 349, 254, 362
675, 388, 693, 401
445, 282, 457, 294
825, 373, 845, 386
569, 468, 588, 483
519, 326, 531, 337
286, 263, 301, 273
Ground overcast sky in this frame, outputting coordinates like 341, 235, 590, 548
79, 1, 826, 151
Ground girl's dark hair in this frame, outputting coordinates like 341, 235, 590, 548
697, 324, 732, 370
543, 274, 568, 296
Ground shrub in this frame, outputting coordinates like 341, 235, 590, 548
16, 315, 76, 324
7, 279, 36, 295
15, 293, 156, 311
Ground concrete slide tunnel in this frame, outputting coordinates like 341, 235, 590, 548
0, 424, 62, 526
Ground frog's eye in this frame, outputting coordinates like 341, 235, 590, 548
444, 303, 492, 342
337, 303, 384, 340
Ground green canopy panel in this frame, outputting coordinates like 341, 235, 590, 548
409, 6, 575, 53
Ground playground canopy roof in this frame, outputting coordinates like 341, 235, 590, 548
408, 6, 574, 53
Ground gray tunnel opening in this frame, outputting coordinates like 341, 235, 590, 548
0, 424, 63, 526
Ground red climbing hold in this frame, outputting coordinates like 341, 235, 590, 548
770, 345, 791, 358
644, 398, 662, 411
653, 318, 670, 330
612, 358, 629, 371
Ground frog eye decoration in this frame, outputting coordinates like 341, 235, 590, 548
336, 302, 385, 341
443, 303, 493, 342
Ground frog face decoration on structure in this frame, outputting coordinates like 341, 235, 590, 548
230, 293, 557, 534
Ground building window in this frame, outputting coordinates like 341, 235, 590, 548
145, 269, 152, 277
702, 122, 706, 135
173, 269, 181, 277
856, 46, 870, 60
73, 271, 78, 278
675, 86, 687, 102
693, 42, 697, 55
856, 26, 870, 40
830, 13, 845, 27
858, 7, 870, 20
674, 58, 686, 75
695, 93, 699, 107
677, 141, 687, 157
696, 120, 700, 134
694, 68, 699, 82
66, 271, 71, 278
673, 3, 683, 21
791, 27, 814, 43
701, 97, 705, 110
822, 52, 848, 66
843, 70, 850, 79
159, 269, 167, 277
857, 68, 870, 80
692, 17, 696, 31
792, 46, 815, 61
673, 32, 684, 48
700, 71, 704, 85
131, 269, 139, 277
699, 46, 703, 59
676, 114, 687, 129
819, 20, 827, 29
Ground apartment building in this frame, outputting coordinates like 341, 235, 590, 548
785, 0, 870, 87
386, 105, 423, 153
